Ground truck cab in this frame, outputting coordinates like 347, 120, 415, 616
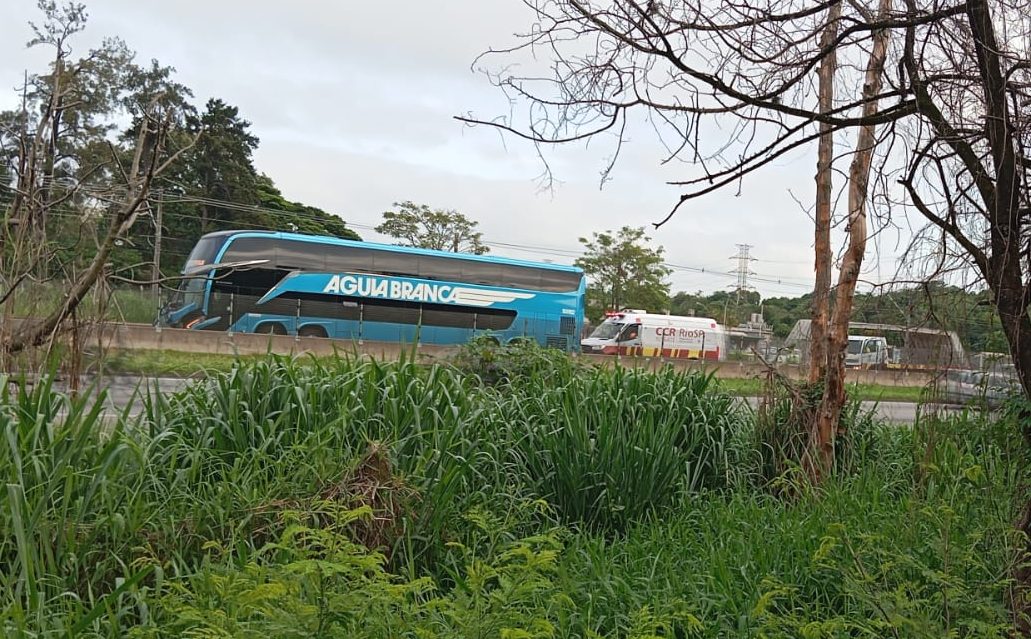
845, 335, 888, 368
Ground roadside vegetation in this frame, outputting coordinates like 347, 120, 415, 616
7, 284, 157, 325
101, 343, 931, 404
0, 341, 1026, 636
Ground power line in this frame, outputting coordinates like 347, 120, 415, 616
6, 182, 818, 292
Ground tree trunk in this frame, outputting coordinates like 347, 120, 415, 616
808, 1, 841, 384
963, 0, 1031, 410
810, 0, 892, 481
996, 284, 1031, 414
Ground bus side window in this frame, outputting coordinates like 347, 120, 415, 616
461, 261, 502, 287
276, 240, 326, 271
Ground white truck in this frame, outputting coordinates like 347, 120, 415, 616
581, 310, 727, 361
845, 335, 889, 368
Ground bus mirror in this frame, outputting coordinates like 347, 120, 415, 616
190, 259, 269, 275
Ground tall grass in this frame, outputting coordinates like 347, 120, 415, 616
499, 366, 743, 530
7, 282, 156, 324
0, 374, 147, 635
143, 354, 524, 572
0, 347, 1025, 636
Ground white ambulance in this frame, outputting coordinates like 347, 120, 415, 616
581, 310, 727, 361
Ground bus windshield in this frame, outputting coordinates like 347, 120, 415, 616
589, 321, 625, 340
182, 235, 229, 274
169, 275, 207, 310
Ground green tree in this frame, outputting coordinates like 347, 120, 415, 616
376, 201, 488, 254
1, 2, 363, 303
189, 98, 260, 232
670, 289, 763, 327
253, 175, 360, 241
155, 100, 361, 274
575, 226, 671, 321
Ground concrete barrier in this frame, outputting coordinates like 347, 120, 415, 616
94, 324, 454, 362
79, 323, 937, 386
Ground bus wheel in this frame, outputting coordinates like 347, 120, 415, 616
254, 322, 287, 335
298, 325, 328, 339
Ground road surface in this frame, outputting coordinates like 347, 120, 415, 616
12, 375, 963, 424
737, 396, 961, 424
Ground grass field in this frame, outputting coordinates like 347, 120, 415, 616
102, 348, 275, 376
0, 342, 1026, 636
7, 283, 157, 324
100, 348, 933, 403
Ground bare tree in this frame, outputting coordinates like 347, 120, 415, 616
896, 0, 1031, 409
815, 0, 894, 476
462, 0, 1031, 625
1, 1, 193, 361
459, 0, 916, 478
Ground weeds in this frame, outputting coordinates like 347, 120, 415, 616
0, 347, 1026, 636
500, 365, 743, 530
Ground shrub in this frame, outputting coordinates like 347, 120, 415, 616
450, 335, 591, 386
135, 505, 578, 638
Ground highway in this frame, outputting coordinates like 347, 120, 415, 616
19, 375, 948, 425
738, 396, 963, 424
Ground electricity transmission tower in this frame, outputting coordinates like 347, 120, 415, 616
729, 244, 756, 301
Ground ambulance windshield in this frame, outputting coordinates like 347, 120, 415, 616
589, 321, 625, 340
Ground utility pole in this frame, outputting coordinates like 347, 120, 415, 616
152, 193, 163, 304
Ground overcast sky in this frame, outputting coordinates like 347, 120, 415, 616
0, 0, 920, 299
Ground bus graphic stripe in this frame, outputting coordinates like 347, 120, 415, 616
257, 272, 538, 309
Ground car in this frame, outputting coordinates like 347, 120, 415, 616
941, 369, 1020, 408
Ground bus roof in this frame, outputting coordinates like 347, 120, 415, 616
202, 230, 583, 274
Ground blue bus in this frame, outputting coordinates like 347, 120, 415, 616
160, 230, 586, 351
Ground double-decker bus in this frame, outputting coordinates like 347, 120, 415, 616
160, 230, 586, 351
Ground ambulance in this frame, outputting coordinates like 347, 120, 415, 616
581, 310, 727, 361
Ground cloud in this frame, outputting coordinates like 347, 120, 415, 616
0, 0, 914, 297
